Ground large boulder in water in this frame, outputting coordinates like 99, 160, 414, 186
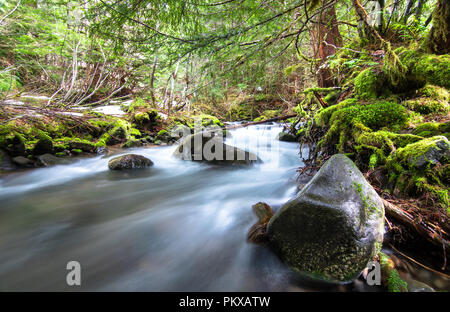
173, 131, 260, 165
267, 154, 384, 282
108, 154, 153, 170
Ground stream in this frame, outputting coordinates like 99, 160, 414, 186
0, 124, 448, 291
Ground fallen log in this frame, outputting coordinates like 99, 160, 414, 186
225, 113, 297, 130
382, 198, 450, 249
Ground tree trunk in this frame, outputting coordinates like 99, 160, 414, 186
310, 5, 342, 88
428, 0, 450, 54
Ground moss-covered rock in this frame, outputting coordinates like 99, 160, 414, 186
396, 48, 450, 89
108, 154, 153, 170
267, 154, 384, 282
32, 131, 53, 155
379, 252, 408, 292
354, 68, 389, 99
319, 100, 409, 152
389, 136, 450, 169
122, 138, 143, 148
253, 109, 281, 122
226, 102, 258, 121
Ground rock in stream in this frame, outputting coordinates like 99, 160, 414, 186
267, 154, 385, 282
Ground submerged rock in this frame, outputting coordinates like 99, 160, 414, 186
173, 131, 260, 165
108, 154, 153, 170
37, 153, 70, 167
267, 154, 385, 282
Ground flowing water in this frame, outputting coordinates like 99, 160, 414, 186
0, 124, 447, 291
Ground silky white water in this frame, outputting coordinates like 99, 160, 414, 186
0, 124, 312, 291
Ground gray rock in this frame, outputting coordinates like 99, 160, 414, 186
409, 136, 450, 168
278, 131, 297, 142
37, 154, 70, 167
96, 146, 109, 155
12, 156, 33, 166
108, 154, 153, 170
0, 149, 16, 171
267, 154, 384, 282
173, 131, 260, 165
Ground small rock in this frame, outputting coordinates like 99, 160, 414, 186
108, 154, 153, 170
278, 132, 297, 142
37, 153, 69, 167
122, 139, 143, 148
247, 202, 274, 244
96, 146, 109, 155
12, 156, 33, 166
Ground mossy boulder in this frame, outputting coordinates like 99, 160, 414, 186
108, 154, 153, 170
354, 68, 389, 99
389, 136, 450, 169
12, 156, 33, 167
173, 131, 260, 165
318, 100, 409, 152
226, 103, 258, 121
32, 132, 53, 155
278, 132, 297, 142
396, 48, 450, 89
132, 109, 161, 128
267, 154, 385, 282
122, 138, 143, 148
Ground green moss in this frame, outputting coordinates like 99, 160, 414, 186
387, 270, 408, 292
388, 136, 449, 169
417, 84, 450, 100
314, 98, 359, 127
403, 98, 449, 115
32, 131, 53, 155
322, 101, 409, 152
132, 109, 161, 128
354, 68, 387, 99
192, 114, 224, 128
127, 98, 151, 113
226, 102, 258, 121
96, 118, 134, 146
122, 138, 142, 148
413, 122, 441, 137
396, 48, 450, 89
253, 110, 281, 122
157, 129, 168, 136
71, 149, 82, 154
